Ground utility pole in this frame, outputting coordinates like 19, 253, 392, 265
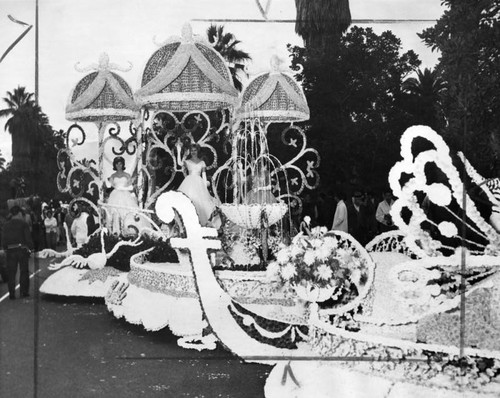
35, 0, 39, 105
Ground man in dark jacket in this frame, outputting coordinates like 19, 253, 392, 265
1, 206, 34, 299
346, 191, 369, 245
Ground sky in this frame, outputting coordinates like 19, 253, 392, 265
0, 0, 444, 163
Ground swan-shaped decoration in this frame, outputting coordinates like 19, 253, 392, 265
154, 191, 315, 362
48, 227, 142, 270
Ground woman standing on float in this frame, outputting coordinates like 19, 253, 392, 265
177, 144, 219, 226
106, 156, 144, 236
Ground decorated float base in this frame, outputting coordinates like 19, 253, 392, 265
359, 251, 500, 350
260, 250, 500, 398
105, 256, 308, 341
40, 266, 126, 297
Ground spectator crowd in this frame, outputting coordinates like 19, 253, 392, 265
295, 188, 396, 245
0, 196, 98, 286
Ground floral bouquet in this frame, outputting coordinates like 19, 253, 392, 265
266, 227, 370, 304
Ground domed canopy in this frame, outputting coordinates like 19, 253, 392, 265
66, 53, 139, 122
236, 56, 309, 122
135, 24, 239, 111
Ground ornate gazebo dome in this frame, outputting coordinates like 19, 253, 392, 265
135, 24, 239, 111
66, 53, 139, 122
236, 55, 309, 122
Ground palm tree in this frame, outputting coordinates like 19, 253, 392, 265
403, 68, 446, 129
294, 0, 351, 51
207, 24, 251, 91
0, 86, 45, 174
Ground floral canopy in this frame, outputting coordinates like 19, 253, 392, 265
66, 53, 139, 122
135, 23, 239, 112
236, 55, 310, 122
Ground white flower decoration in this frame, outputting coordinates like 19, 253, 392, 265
276, 249, 291, 264
292, 233, 304, 245
316, 263, 333, 280
311, 226, 328, 237
438, 221, 458, 238
291, 245, 303, 257
336, 248, 352, 264
351, 269, 361, 285
315, 246, 331, 261
266, 261, 281, 281
281, 263, 297, 280
303, 250, 316, 265
323, 237, 337, 251
310, 238, 323, 248
426, 183, 452, 206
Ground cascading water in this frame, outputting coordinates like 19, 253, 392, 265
214, 117, 293, 266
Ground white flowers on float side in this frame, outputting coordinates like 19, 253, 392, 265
280, 263, 297, 281
266, 226, 365, 291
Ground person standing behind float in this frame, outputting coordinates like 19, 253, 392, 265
64, 207, 75, 245
71, 209, 89, 248
58, 204, 68, 245
44, 210, 58, 250
376, 190, 396, 233
331, 191, 348, 233
347, 191, 369, 244
21, 207, 32, 232
1, 206, 34, 299
316, 191, 333, 228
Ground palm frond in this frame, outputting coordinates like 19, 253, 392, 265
0, 108, 13, 119
207, 24, 218, 44
206, 24, 251, 91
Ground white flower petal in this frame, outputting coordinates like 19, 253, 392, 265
438, 221, 458, 238
427, 183, 452, 206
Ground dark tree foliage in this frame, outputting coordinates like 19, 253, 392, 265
401, 67, 447, 131
288, 27, 420, 193
0, 87, 39, 173
0, 87, 65, 202
419, 0, 500, 176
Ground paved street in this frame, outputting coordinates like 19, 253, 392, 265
0, 257, 270, 398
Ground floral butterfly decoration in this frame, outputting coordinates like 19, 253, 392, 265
389, 126, 500, 260
381, 126, 500, 321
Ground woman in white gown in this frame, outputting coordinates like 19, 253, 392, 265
106, 157, 146, 236
177, 144, 219, 226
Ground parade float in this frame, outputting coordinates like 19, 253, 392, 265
104, 27, 320, 344
120, 126, 498, 397
40, 24, 320, 343
37, 23, 500, 397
